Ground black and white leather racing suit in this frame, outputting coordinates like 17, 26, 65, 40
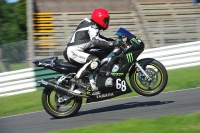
63, 18, 113, 79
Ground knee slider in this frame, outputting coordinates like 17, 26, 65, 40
90, 58, 100, 70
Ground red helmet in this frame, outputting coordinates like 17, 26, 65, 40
91, 8, 110, 30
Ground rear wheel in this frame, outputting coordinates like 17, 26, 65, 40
130, 59, 168, 96
42, 87, 82, 118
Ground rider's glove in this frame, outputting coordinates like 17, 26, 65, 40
113, 38, 125, 47
107, 41, 114, 48
106, 38, 115, 41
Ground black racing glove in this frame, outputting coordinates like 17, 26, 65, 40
107, 41, 114, 48
106, 38, 115, 41
99, 34, 114, 42
113, 38, 123, 46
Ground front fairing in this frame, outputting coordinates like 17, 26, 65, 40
116, 27, 145, 52
96, 28, 144, 91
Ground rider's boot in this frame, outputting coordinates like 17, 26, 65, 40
71, 77, 90, 89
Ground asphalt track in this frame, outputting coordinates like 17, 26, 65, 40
0, 88, 200, 133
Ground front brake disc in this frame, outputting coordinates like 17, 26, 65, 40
138, 68, 158, 87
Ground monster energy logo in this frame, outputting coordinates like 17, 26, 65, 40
131, 37, 141, 45
126, 53, 134, 63
111, 73, 124, 76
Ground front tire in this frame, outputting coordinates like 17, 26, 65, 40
42, 87, 82, 118
130, 59, 168, 96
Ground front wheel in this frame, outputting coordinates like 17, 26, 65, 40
42, 87, 82, 118
130, 59, 168, 96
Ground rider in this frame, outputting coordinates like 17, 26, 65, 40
63, 8, 114, 90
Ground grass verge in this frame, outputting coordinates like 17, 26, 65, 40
0, 66, 200, 118
0, 91, 43, 117
49, 112, 200, 133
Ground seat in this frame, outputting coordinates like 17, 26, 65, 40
57, 61, 82, 69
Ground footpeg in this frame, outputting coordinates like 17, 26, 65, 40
91, 91, 101, 95
72, 88, 86, 94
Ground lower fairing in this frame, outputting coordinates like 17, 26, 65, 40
86, 89, 132, 103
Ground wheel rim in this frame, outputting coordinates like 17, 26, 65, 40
46, 90, 77, 114
133, 63, 164, 93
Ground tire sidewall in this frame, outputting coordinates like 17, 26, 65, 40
42, 87, 82, 118
130, 60, 168, 96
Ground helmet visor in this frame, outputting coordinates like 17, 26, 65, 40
104, 18, 110, 24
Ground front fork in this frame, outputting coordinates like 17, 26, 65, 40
135, 62, 152, 81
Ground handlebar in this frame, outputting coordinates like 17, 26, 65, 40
113, 36, 129, 52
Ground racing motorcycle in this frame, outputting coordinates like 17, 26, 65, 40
33, 27, 168, 118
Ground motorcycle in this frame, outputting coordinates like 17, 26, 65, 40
33, 27, 168, 118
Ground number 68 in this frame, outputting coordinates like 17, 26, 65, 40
116, 78, 126, 91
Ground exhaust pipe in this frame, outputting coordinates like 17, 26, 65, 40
38, 79, 89, 98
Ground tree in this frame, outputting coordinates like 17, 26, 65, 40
0, 0, 7, 26
0, 0, 26, 45
0, 0, 27, 71
14, 0, 27, 40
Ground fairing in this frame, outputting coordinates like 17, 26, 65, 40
95, 28, 145, 97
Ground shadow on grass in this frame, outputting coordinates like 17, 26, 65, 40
77, 101, 174, 116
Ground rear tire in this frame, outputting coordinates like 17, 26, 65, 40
130, 59, 168, 96
42, 87, 82, 118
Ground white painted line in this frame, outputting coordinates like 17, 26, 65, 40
0, 110, 45, 119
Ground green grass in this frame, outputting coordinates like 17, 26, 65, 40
165, 66, 200, 91
9, 62, 28, 71
49, 112, 200, 133
0, 66, 200, 118
0, 62, 28, 72
0, 91, 43, 117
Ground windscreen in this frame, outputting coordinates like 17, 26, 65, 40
115, 27, 136, 39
